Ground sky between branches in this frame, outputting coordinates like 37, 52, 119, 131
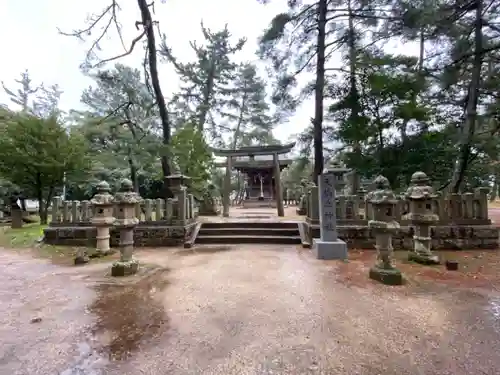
0, 0, 420, 143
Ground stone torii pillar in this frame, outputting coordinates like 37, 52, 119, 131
222, 155, 232, 217
273, 153, 284, 217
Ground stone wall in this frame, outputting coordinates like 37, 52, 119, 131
44, 221, 198, 248
303, 223, 498, 250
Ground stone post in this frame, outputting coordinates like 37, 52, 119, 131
90, 181, 115, 258
474, 187, 489, 220
367, 176, 403, 285
111, 179, 141, 277
404, 171, 440, 265
313, 169, 348, 260
51, 197, 62, 224
223, 156, 232, 217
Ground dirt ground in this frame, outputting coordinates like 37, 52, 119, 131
1, 245, 500, 375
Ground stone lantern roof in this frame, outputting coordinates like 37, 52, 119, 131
405, 172, 437, 201
114, 179, 141, 204
368, 175, 398, 205
90, 181, 114, 205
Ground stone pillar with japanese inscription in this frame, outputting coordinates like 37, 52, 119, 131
367, 176, 403, 285
111, 179, 141, 277
312, 169, 348, 260
404, 171, 440, 265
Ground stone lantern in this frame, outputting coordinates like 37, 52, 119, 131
405, 171, 440, 265
165, 165, 191, 195
326, 162, 349, 195
90, 181, 115, 257
111, 179, 142, 277
367, 175, 403, 285
296, 179, 310, 215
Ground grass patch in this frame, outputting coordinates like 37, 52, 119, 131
0, 222, 104, 264
0, 222, 46, 248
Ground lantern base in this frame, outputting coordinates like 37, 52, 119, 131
111, 259, 139, 277
408, 252, 440, 265
369, 265, 404, 285
313, 238, 347, 260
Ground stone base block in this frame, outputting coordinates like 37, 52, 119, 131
111, 260, 139, 277
296, 208, 306, 215
89, 249, 115, 258
408, 252, 440, 265
74, 255, 89, 265
198, 211, 219, 216
369, 266, 404, 285
313, 238, 347, 260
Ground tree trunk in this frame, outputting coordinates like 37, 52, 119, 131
39, 204, 48, 225
136, 0, 172, 197
312, 0, 327, 184
450, 0, 483, 193
346, 0, 361, 192
37, 187, 53, 226
127, 149, 140, 193
198, 65, 216, 132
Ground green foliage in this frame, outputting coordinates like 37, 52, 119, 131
73, 63, 162, 194
0, 112, 89, 221
170, 123, 213, 195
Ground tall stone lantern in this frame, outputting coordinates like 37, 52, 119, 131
405, 171, 440, 265
111, 179, 141, 277
327, 162, 349, 195
165, 165, 191, 195
165, 167, 190, 223
90, 181, 115, 257
367, 175, 403, 285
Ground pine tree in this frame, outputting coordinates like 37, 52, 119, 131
161, 23, 245, 140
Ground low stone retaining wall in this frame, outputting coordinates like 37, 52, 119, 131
304, 223, 499, 250
44, 222, 198, 247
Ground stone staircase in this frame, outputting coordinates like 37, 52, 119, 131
194, 222, 301, 245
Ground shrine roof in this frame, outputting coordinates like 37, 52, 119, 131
211, 142, 296, 157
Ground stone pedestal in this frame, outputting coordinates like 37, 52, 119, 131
313, 170, 347, 260
90, 181, 115, 257
367, 176, 403, 285
10, 208, 23, 229
198, 184, 219, 216
111, 179, 141, 277
405, 171, 440, 265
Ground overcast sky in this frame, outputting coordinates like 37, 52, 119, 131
0, 0, 418, 144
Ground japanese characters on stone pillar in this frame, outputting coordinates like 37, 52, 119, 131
90, 181, 115, 257
313, 169, 348, 260
404, 171, 440, 265
367, 176, 403, 285
111, 179, 142, 277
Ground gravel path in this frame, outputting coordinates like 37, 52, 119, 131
1, 246, 500, 374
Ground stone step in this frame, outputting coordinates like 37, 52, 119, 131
201, 222, 298, 229
195, 235, 302, 245
198, 227, 299, 237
